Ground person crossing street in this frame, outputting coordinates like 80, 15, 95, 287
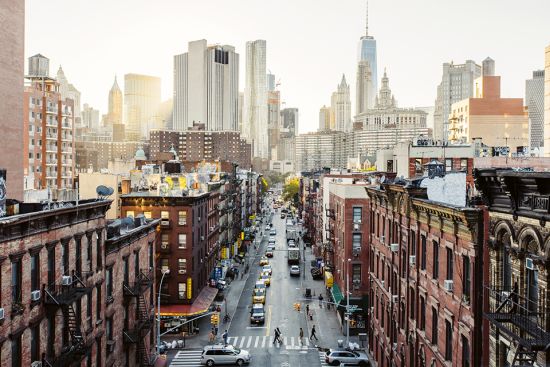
299, 327, 304, 345
273, 327, 283, 345
310, 325, 318, 341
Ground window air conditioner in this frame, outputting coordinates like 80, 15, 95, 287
161, 244, 168, 249
31, 362, 42, 367
380, 235, 385, 243
0, 308, 4, 320
353, 223, 360, 231
390, 243, 399, 252
392, 295, 399, 303
443, 280, 454, 292
31, 290, 41, 302
62, 275, 72, 286
178, 270, 186, 274
526, 258, 534, 270
409, 255, 416, 265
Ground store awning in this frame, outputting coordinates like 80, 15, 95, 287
160, 286, 218, 317
331, 282, 344, 305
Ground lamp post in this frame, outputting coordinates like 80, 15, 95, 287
157, 268, 170, 354
346, 258, 351, 347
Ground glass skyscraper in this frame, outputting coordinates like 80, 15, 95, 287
358, 3, 377, 109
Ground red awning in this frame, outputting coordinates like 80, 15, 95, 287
160, 286, 218, 317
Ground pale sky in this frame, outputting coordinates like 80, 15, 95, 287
25, 0, 550, 133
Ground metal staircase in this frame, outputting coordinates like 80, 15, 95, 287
63, 305, 85, 353
511, 344, 538, 367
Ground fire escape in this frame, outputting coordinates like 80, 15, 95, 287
485, 285, 550, 366
123, 269, 155, 367
324, 206, 336, 269
43, 271, 92, 367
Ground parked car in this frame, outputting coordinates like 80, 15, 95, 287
250, 304, 265, 325
270, 229, 277, 235
252, 288, 266, 304
201, 344, 251, 366
324, 349, 369, 366
262, 265, 273, 276
259, 256, 269, 266
265, 250, 274, 258
290, 265, 300, 276
259, 272, 271, 286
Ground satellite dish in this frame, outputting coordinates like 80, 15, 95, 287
96, 185, 114, 199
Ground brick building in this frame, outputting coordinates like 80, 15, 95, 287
475, 169, 550, 366
325, 181, 371, 335
0, 199, 109, 366
366, 180, 487, 367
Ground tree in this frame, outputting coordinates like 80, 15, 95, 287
282, 178, 300, 206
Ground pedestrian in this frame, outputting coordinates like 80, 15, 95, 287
305, 304, 310, 317
299, 327, 304, 345
273, 327, 282, 345
208, 328, 215, 343
310, 325, 318, 341
319, 294, 324, 308
222, 330, 228, 346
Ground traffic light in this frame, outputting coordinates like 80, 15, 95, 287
211, 313, 219, 325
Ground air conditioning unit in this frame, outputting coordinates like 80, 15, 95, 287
200, 235, 205, 241
178, 270, 185, 274
526, 257, 534, 270
31, 362, 42, 367
443, 280, 454, 292
353, 223, 360, 231
392, 295, 399, 303
31, 290, 41, 302
353, 279, 361, 285
380, 235, 385, 243
390, 243, 399, 252
0, 308, 4, 320
353, 248, 361, 257
353, 219, 362, 224
62, 275, 72, 286
380, 280, 385, 288
409, 255, 416, 265
198, 216, 201, 222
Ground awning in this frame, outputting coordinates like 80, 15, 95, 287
160, 286, 218, 317
331, 282, 344, 305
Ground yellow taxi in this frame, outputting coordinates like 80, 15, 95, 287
259, 256, 269, 266
252, 288, 266, 304
259, 272, 271, 286
262, 264, 273, 276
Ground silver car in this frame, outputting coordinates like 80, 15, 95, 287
201, 344, 251, 366
290, 265, 300, 276
324, 349, 369, 366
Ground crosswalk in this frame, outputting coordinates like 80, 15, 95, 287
318, 350, 329, 366
170, 349, 203, 366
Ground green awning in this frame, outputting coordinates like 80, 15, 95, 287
331, 283, 344, 305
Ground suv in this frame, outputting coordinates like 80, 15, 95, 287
201, 344, 251, 366
250, 303, 265, 324
324, 349, 369, 366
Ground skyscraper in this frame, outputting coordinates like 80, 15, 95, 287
56, 66, 81, 118
525, 70, 545, 149
124, 73, 161, 140
268, 89, 281, 159
331, 75, 351, 132
267, 73, 276, 92
173, 40, 239, 132
243, 40, 268, 158
107, 76, 123, 125
355, 60, 373, 116
0, 0, 24, 200
433, 60, 481, 142
319, 105, 331, 131
545, 44, 550, 156
82, 103, 100, 130
281, 108, 299, 136
357, 1, 377, 109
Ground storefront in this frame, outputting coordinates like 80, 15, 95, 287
160, 286, 218, 334
330, 283, 368, 336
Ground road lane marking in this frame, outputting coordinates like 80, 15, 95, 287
227, 336, 236, 344
239, 337, 245, 348
284, 336, 288, 345
246, 336, 252, 348
261, 336, 267, 348
290, 336, 295, 346
254, 336, 259, 348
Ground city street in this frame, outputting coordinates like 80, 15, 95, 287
167, 208, 343, 366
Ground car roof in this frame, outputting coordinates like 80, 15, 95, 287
252, 303, 264, 309
204, 344, 236, 351
291, 265, 299, 269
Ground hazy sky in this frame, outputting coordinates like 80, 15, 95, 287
25, 0, 550, 133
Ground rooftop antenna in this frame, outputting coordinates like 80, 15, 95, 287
365, 0, 369, 37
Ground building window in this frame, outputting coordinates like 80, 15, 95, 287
352, 233, 361, 252
432, 241, 439, 279
445, 320, 453, 361
106, 267, 113, 301
161, 211, 169, 219
178, 259, 187, 274
353, 207, 362, 223
62, 241, 69, 276
160, 258, 169, 273
75, 237, 82, 276
106, 317, 113, 354
96, 285, 102, 321
87, 235, 93, 272
126, 210, 135, 218
462, 334, 470, 367
178, 283, 186, 299
31, 325, 40, 362
460, 158, 468, 172
431, 307, 438, 345
96, 231, 103, 269
178, 211, 187, 225
161, 233, 169, 248
96, 336, 102, 367
352, 264, 361, 285
143, 211, 152, 219
409, 288, 415, 319
31, 253, 40, 292
47, 247, 55, 291
420, 235, 427, 270
178, 234, 187, 249
445, 158, 452, 172
420, 296, 426, 331
87, 293, 93, 330
149, 241, 154, 269
502, 246, 512, 289
410, 230, 416, 256
135, 250, 140, 278
11, 334, 21, 367
447, 247, 454, 281
11, 259, 22, 305
463, 256, 471, 303
123, 257, 129, 285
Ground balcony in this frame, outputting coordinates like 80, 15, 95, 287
485, 285, 550, 364
123, 269, 153, 297
44, 272, 91, 306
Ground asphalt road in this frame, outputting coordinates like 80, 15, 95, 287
224, 211, 322, 367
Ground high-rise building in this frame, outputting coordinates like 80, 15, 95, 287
267, 90, 281, 159
434, 60, 481, 142
0, 0, 24, 200
56, 66, 81, 118
267, 73, 276, 91
357, 2, 377, 109
355, 60, 373, 116
545, 44, 550, 156
243, 40, 268, 158
24, 54, 75, 190
106, 76, 123, 125
525, 70, 545, 149
331, 75, 352, 132
281, 107, 299, 136
238, 92, 244, 134
173, 40, 239, 132
319, 105, 331, 131
124, 73, 161, 140
82, 103, 100, 130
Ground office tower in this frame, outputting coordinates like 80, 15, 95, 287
173, 39, 239, 131
319, 105, 331, 131
56, 66, 81, 118
0, 0, 24, 200
267, 73, 276, 91
281, 108, 299, 136
106, 76, 123, 125
525, 70, 545, 149
545, 44, 550, 156
82, 103, 100, 130
355, 60, 373, 115
433, 60, 481, 142
358, 1, 377, 109
238, 92, 244, 134
243, 40, 268, 158
331, 75, 351, 132
449, 70, 528, 151
268, 90, 281, 159
124, 73, 161, 140
24, 55, 75, 190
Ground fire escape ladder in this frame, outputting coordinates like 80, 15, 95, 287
511, 343, 538, 367
137, 340, 152, 366
138, 294, 150, 327
64, 304, 85, 352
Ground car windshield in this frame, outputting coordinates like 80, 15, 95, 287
255, 283, 266, 289
253, 288, 265, 295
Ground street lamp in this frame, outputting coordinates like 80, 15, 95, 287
346, 258, 351, 347
157, 268, 170, 354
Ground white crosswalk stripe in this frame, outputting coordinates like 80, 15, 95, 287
169, 349, 203, 366
212, 335, 314, 350
319, 350, 329, 366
